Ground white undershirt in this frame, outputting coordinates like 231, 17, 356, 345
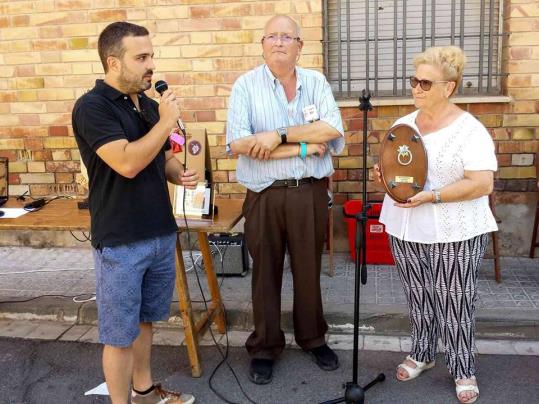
379, 110, 498, 243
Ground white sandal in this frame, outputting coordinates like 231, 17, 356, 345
396, 355, 435, 381
455, 376, 479, 403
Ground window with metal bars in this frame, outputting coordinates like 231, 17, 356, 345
323, 0, 506, 99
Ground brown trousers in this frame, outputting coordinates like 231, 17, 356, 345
242, 179, 329, 359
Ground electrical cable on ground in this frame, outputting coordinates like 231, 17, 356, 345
0, 293, 95, 305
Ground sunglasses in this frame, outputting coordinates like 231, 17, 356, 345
410, 76, 450, 91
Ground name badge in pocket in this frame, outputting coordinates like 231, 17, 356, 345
303, 104, 320, 122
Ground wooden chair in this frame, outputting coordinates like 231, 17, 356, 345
489, 193, 502, 283
529, 152, 539, 258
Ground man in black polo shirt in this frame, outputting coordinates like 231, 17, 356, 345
72, 22, 196, 404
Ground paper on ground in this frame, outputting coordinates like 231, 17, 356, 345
0, 208, 28, 219
84, 382, 109, 396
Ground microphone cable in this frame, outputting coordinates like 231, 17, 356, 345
177, 132, 258, 404
155, 79, 257, 403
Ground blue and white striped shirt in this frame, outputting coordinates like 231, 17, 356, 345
226, 64, 344, 193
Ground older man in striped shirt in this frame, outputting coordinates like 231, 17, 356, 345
226, 15, 345, 385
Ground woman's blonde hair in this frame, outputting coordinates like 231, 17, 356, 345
413, 46, 467, 96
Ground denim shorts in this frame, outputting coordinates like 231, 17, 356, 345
92, 232, 177, 347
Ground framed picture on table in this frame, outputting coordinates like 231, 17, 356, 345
169, 128, 215, 220
173, 183, 215, 219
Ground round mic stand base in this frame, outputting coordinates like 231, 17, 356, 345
323, 374, 386, 404
319, 90, 385, 404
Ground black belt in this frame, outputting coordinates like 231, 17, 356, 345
269, 177, 322, 188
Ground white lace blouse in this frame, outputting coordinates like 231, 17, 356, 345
379, 110, 498, 244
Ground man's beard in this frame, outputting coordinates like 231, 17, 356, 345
118, 66, 153, 94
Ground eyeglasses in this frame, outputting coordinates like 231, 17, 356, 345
262, 34, 301, 44
410, 76, 450, 91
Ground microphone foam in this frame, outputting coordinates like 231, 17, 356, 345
154, 80, 168, 95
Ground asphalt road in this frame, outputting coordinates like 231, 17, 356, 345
1, 337, 538, 404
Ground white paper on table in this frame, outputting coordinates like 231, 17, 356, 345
0, 208, 28, 219
84, 382, 109, 396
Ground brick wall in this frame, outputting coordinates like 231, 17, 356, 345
0, 0, 536, 203
499, 0, 539, 194
0, 0, 323, 197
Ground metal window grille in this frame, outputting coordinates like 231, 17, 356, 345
323, 0, 507, 98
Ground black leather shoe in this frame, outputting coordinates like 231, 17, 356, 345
249, 358, 274, 385
308, 344, 340, 371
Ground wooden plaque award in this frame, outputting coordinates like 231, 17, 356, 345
379, 124, 428, 203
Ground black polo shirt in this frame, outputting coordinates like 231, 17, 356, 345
72, 79, 177, 248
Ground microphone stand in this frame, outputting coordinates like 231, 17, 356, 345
320, 90, 385, 404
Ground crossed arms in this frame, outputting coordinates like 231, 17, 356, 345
229, 120, 341, 160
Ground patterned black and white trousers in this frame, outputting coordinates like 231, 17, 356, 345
389, 233, 490, 379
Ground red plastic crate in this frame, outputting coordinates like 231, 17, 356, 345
343, 200, 395, 265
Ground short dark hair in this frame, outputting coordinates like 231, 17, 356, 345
98, 22, 149, 73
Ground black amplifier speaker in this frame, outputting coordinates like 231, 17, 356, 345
208, 232, 249, 277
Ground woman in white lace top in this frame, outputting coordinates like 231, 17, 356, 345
376, 46, 497, 404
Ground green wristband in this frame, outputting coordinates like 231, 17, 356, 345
300, 142, 307, 160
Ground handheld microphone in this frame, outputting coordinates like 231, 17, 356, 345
154, 80, 186, 136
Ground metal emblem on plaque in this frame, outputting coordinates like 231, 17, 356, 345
379, 124, 428, 203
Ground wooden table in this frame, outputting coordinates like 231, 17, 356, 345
171, 199, 243, 377
0, 197, 244, 377
0, 198, 90, 230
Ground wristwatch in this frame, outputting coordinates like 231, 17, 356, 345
432, 189, 442, 204
276, 127, 288, 144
